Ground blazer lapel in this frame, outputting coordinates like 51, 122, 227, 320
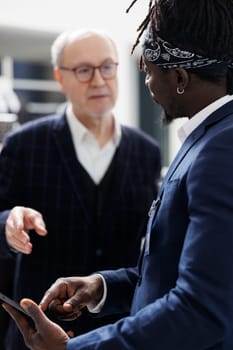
159, 100, 233, 195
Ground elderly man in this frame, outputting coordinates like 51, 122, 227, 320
0, 28, 161, 350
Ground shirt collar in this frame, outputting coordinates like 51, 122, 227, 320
66, 102, 122, 146
178, 95, 233, 143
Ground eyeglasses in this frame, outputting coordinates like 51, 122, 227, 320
59, 62, 118, 83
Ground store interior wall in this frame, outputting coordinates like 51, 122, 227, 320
0, 0, 183, 164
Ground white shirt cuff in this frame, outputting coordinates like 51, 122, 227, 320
87, 274, 107, 313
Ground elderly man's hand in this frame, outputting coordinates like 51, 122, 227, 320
3, 298, 69, 350
6, 206, 47, 254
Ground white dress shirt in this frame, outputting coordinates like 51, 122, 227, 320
178, 95, 233, 143
66, 103, 122, 184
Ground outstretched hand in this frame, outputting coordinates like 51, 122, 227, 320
3, 298, 69, 350
6, 206, 47, 254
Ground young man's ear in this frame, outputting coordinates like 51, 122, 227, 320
175, 68, 189, 91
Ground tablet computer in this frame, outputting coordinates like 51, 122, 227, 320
0, 291, 30, 317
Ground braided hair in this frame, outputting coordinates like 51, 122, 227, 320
127, 0, 233, 93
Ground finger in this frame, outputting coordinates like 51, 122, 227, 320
47, 298, 72, 315
2, 303, 35, 337
39, 283, 68, 311
31, 216, 47, 236
63, 294, 87, 312
10, 240, 32, 254
25, 212, 47, 236
6, 228, 32, 254
46, 298, 82, 321
11, 230, 31, 247
20, 299, 51, 332
67, 330, 75, 338
56, 310, 82, 321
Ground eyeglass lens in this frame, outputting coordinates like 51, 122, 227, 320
76, 63, 117, 82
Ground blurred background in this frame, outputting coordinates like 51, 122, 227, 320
0, 0, 185, 168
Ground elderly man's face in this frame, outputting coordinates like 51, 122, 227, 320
55, 33, 119, 122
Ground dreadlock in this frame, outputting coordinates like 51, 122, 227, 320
127, 0, 233, 93
126, 0, 157, 55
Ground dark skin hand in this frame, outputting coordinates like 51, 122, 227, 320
3, 299, 69, 350
2, 275, 103, 350
40, 274, 104, 321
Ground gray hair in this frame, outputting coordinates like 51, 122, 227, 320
51, 28, 118, 68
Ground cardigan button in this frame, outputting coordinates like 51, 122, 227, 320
96, 248, 102, 256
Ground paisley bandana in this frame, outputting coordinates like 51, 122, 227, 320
143, 26, 233, 69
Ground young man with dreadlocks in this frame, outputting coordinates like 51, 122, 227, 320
3, 0, 233, 349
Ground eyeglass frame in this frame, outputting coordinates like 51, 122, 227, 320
58, 61, 119, 83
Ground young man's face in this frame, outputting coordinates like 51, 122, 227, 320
143, 58, 184, 125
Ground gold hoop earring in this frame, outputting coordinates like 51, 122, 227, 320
177, 87, 184, 95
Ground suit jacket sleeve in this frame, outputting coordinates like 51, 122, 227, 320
0, 132, 21, 258
97, 267, 139, 316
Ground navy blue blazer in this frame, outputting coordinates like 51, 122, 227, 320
0, 113, 161, 348
67, 101, 233, 349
